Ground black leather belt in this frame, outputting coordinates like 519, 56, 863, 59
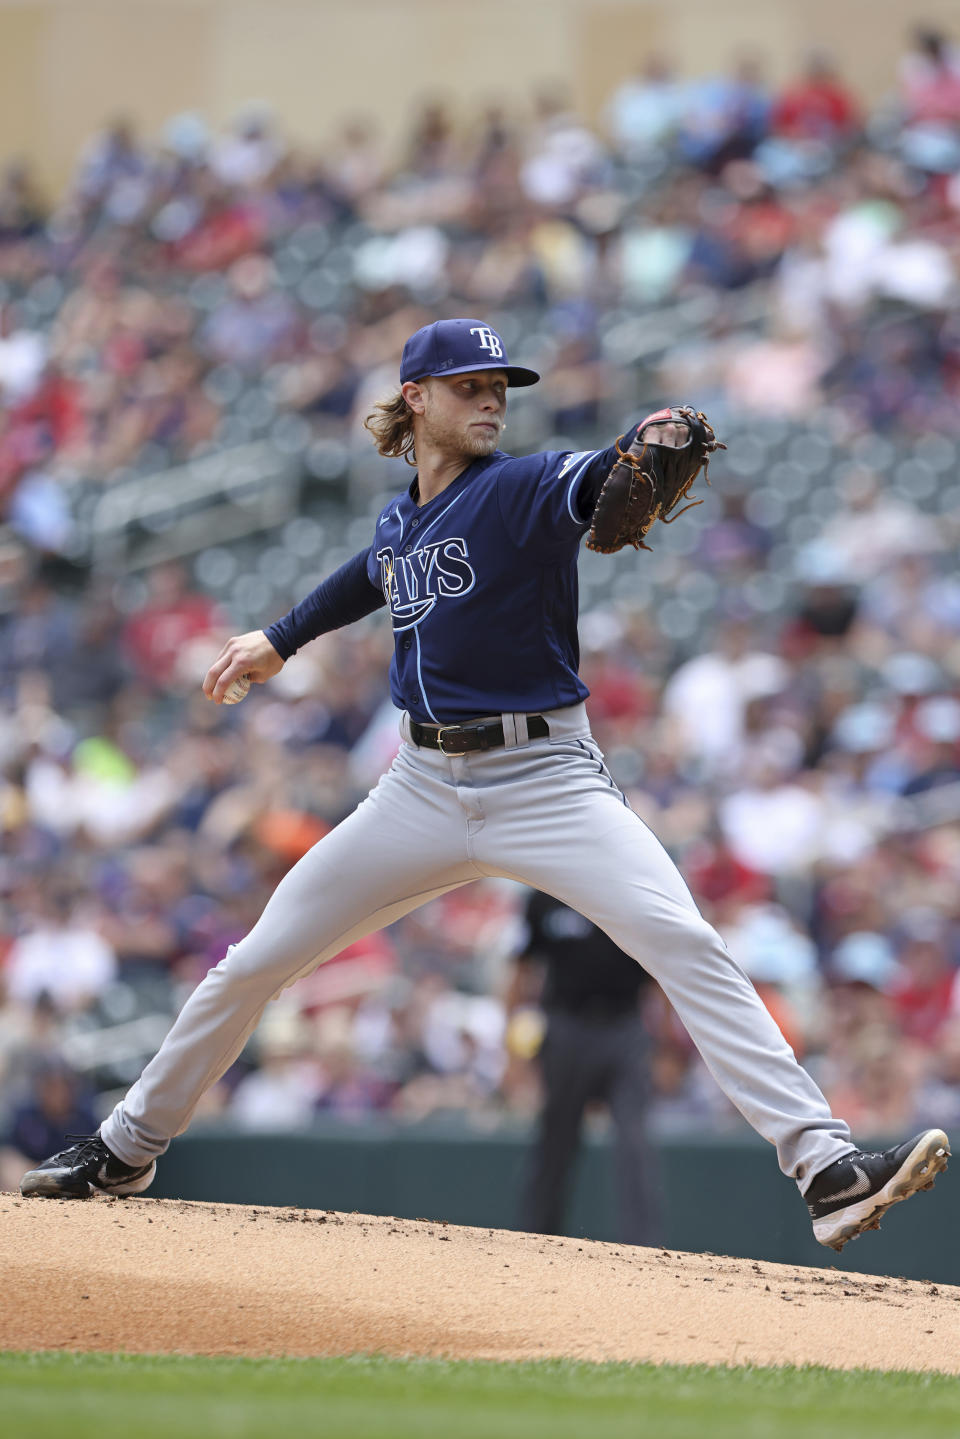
409, 714, 549, 755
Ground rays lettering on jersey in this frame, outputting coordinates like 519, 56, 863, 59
377, 538, 476, 631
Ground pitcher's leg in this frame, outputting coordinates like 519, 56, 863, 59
543, 850, 850, 1184
102, 762, 478, 1165
477, 749, 853, 1188
547, 865, 849, 1183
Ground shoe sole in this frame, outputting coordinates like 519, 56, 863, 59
813, 1129, 950, 1252
20, 1171, 92, 1198
20, 1162, 157, 1199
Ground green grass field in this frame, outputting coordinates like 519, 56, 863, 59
3, 1352, 960, 1439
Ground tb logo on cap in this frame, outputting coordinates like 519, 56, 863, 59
470, 326, 504, 358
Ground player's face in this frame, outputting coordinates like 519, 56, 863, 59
420, 370, 507, 459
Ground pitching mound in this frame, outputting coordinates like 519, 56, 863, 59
1, 1193, 957, 1372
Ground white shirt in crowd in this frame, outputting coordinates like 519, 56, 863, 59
0, 327, 47, 403
6, 923, 117, 1009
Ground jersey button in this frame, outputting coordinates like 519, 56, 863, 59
410, 518, 420, 528
402, 637, 412, 650
411, 692, 420, 703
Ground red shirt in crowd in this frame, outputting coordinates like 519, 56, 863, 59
773, 80, 860, 139
123, 589, 225, 684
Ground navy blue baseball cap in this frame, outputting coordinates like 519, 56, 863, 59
400, 318, 540, 388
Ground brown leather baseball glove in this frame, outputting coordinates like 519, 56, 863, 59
586, 405, 725, 554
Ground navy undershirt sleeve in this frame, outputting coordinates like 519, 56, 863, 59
264, 546, 386, 660
574, 427, 639, 520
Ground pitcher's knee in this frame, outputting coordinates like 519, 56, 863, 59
212, 937, 307, 991
673, 912, 728, 961
622, 907, 731, 979
689, 913, 728, 955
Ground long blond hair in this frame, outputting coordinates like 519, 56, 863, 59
364, 389, 417, 466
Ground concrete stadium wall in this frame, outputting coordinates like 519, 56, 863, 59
151, 1121, 958, 1285
0, 0, 958, 197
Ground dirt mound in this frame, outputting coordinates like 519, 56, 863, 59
1, 1192, 957, 1371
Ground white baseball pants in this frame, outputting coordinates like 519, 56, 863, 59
102, 703, 854, 1191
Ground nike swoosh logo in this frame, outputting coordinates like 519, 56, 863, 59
825, 1163, 871, 1204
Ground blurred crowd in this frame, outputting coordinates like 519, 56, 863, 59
2, 25, 960, 549
3, 25, 960, 1184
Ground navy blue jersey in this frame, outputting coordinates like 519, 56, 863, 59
366, 442, 617, 723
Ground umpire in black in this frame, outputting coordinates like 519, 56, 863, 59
510, 888, 661, 1246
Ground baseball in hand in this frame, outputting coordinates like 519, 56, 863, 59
222, 674, 252, 705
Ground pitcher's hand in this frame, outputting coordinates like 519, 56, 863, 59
203, 630, 285, 703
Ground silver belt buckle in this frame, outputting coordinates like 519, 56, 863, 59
435, 725, 462, 756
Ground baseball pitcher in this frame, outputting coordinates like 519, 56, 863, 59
22, 318, 949, 1252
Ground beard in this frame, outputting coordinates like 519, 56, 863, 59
422, 410, 501, 460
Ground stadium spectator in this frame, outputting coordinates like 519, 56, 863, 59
74, 116, 151, 216
662, 618, 790, 776
0, 1058, 99, 1191
228, 1006, 326, 1128
4, 889, 116, 1011
676, 59, 771, 172
605, 57, 686, 157
201, 254, 299, 368
0, 303, 47, 404
900, 27, 960, 124
121, 560, 227, 687
210, 107, 285, 189
892, 909, 958, 1046
521, 88, 609, 209
772, 54, 860, 140
0, 161, 47, 243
